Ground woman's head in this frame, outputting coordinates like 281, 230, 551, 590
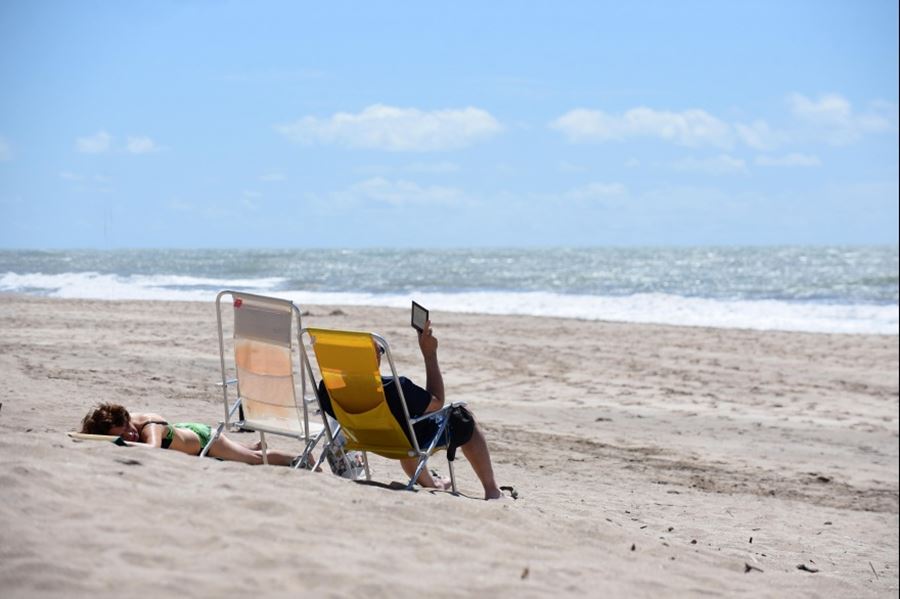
81, 403, 131, 436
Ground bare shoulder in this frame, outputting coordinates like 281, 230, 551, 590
132, 412, 168, 425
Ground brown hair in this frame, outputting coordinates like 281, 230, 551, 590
80, 403, 131, 434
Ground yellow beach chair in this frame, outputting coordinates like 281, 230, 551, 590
207, 291, 326, 466
300, 327, 461, 492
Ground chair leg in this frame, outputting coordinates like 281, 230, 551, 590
260, 431, 268, 466
447, 457, 458, 494
408, 454, 429, 490
362, 451, 371, 481
200, 422, 225, 458
293, 443, 312, 470
296, 429, 325, 470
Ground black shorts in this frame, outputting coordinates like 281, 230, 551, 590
413, 405, 475, 452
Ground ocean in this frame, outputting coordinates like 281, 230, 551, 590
1, 246, 897, 335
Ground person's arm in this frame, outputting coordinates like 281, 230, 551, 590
418, 320, 445, 413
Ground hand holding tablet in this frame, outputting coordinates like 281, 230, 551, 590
411, 301, 429, 332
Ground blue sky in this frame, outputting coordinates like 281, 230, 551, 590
1, 0, 897, 248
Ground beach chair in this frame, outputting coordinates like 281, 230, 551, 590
207, 290, 326, 466
300, 327, 462, 492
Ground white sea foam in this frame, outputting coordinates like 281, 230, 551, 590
0, 271, 285, 302
2, 271, 896, 335
278, 290, 898, 335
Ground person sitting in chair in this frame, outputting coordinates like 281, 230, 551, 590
79, 403, 302, 466
317, 320, 505, 500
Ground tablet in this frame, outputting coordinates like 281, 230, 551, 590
411, 301, 429, 332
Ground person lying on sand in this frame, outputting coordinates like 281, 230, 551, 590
317, 319, 506, 500
80, 403, 301, 466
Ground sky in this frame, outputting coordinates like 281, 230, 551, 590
0, 0, 898, 248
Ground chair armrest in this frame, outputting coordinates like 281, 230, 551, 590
409, 403, 456, 424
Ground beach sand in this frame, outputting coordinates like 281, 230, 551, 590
1, 294, 897, 597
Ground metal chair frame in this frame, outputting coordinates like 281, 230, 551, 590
300, 327, 459, 492
203, 290, 328, 466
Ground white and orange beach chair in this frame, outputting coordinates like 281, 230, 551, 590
206, 290, 327, 466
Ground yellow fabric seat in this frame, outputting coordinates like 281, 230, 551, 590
302, 327, 459, 491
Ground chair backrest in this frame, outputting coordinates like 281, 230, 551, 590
218, 291, 305, 434
303, 328, 417, 459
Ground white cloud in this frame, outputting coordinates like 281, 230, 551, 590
789, 93, 851, 123
276, 104, 502, 151
59, 171, 111, 183
126, 136, 159, 154
354, 161, 461, 176
76, 131, 112, 154
671, 154, 748, 175
788, 93, 897, 145
755, 153, 821, 167
0, 137, 11, 161
552, 94, 896, 151
564, 182, 628, 201
551, 107, 733, 148
734, 119, 787, 150
342, 177, 467, 206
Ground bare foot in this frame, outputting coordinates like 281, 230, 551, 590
486, 486, 517, 501
430, 474, 453, 491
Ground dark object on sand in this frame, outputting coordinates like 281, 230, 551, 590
630, 544, 636, 551
797, 564, 819, 573
500, 485, 518, 500
744, 563, 764, 573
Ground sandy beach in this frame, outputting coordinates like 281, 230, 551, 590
0, 293, 897, 597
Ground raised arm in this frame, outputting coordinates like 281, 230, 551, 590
418, 320, 445, 412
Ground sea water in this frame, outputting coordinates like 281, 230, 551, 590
1, 246, 897, 335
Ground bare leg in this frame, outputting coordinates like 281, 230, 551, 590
206, 434, 296, 466
460, 423, 502, 500
400, 458, 452, 490
242, 438, 319, 469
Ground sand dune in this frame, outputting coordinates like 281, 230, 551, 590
0, 294, 897, 597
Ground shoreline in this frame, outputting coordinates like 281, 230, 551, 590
1, 291, 896, 338
1, 294, 897, 595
